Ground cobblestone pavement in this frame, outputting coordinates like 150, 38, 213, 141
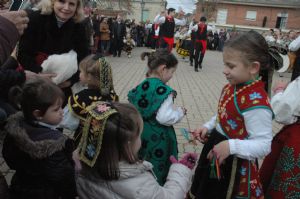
0, 47, 289, 183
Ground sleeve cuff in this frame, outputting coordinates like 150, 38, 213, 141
228, 139, 237, 155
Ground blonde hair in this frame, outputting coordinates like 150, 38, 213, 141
79, 54, 114, 96
36, 0, 84, 23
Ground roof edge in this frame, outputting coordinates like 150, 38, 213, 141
217, 1, 300, 9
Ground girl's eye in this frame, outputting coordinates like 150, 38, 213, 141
58, 0, 65, 3
226, 63, 235, 69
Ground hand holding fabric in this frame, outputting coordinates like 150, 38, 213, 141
170, 153, 198, 170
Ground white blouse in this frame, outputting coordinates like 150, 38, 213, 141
154, 14, 186, 26
156, 94, 185, 126
271, 76, 300, 125
203, 108, 273, 161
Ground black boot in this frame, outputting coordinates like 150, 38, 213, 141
194, 63, 199, 72
199, 54, 204, 69
190, 61, 193, 66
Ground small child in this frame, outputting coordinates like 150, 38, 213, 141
128, 48, 186, 185
188, 31, 280, 198
259, 77, 300, 198
60, 54, 118, 146
75, 101, 196, 198
123, 34, 135, 58
2, 78, 77, 199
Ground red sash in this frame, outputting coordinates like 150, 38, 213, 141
162, 36, 174, 52
195, 39, 207, 54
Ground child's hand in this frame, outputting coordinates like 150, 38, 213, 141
192, 127, 209, 143
207, 141, 230, 165
170, 153, 198, 170
58, 80, 71, 88
72, 149, 82, 172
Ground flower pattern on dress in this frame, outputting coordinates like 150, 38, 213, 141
249, 92, 262, 100
240, 166, 246, 176
86, 144, 96, 158
97, 104, 110, 113
227, 119, 237, 130
255, 187, 262, 197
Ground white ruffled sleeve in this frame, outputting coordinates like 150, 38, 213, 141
174, 18, 186, 26
228, 109, 273, 160
154, 14, 165, 24
271, 76, 300, 124
203, 115, 217, 132
156, 94, 184, 126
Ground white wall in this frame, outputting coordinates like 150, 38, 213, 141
127, 0, 166, 22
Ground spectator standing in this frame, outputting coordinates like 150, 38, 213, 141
100, 17, 110, 55
17, 0, 89, 101
112, 15, 126, 57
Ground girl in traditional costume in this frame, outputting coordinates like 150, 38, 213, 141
75, 102, 196, 198
128, 49, 186, 185
188, 31, 281, 199
60, 54, 118, 146
123, 34, 136, 58
259, 77, 300, 198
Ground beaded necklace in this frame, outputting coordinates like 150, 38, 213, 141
218, 79, 260, 117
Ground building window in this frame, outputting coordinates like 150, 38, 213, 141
217, 9, 228, 24
142, 10, 149, 21
245, 11, 257, 21
276, 12, 288, 29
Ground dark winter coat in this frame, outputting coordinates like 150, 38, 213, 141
17, 10, 89, 84
112, 22, 126, 41
2, 112, 77, 199
0, 15, 19, 66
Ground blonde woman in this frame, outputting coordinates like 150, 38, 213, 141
17, 0, 89, 100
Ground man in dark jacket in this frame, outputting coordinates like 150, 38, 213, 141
112, 15, 126, 57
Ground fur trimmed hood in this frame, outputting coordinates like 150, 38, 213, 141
5, 112, 68, 159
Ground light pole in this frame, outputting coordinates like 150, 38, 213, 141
141, 0, 145, 22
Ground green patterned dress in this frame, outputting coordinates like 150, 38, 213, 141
128, 78, 178, 185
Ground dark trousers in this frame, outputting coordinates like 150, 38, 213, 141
194, 42, 205, 69
189, 40, 195, 64
151, 37, 159, 50
113, 38, 123, 56
101, 40, 110, 54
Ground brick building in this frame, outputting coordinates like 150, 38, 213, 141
92, 0, 166, 22
195, 0, 300, 30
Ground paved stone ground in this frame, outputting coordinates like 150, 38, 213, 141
0, 47, 289, 183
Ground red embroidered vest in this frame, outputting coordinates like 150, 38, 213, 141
217, 80, 271, 198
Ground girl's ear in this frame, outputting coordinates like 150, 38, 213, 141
33, 110, 43, 120
250, 61, 260, 75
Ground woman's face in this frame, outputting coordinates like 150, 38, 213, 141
53, 0, 78, 22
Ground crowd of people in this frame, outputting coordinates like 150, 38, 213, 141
1, 0, 300, 198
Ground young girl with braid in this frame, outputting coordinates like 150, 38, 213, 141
60, 54, 118, 146
188, 31, 283, 199
128, 48, 187, 185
